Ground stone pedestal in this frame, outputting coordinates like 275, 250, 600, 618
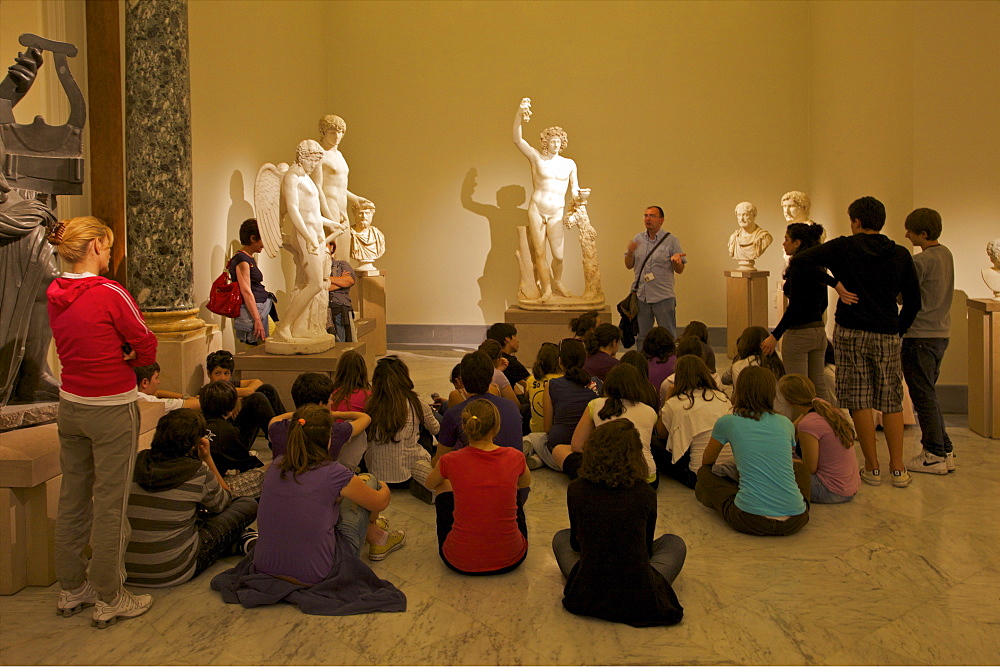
504, 306, 614, 368
351, 273, 387, 362
725, 270, 769, 358
235, 342, 367, 410
152, 324, 220, 397
967, 298, 1000, 439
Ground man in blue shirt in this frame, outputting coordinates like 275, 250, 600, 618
624, 206, 687, 347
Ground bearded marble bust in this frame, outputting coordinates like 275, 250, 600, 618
983, 237, 1000, 299
728, 201, 772, 269
350, 201, 385, 272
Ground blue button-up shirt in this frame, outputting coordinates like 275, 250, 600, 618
631, 229, 685, 303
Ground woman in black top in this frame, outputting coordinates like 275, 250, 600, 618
761, 223, 834, 403
551, 419, 685, 627
229, 218, 270, 344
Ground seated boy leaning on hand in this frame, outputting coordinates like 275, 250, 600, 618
267, 372, 371, 462
136, 363, 200, 412
206, 349, 285, 446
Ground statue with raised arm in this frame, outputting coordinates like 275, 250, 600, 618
312, 114, 372, 259
728, 201, 772, 269
513, 98, 591, 302
255, 139, 349, 354
350, 200, 385, 273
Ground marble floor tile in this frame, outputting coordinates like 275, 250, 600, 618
2, 347, 998, 666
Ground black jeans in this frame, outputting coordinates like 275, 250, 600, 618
194, 496, 258, 575
901, 338, 953, 457
234, 385, 284, 445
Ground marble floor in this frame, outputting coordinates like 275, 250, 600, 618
2, 348, 999, 666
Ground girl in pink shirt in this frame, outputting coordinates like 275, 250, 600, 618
329, 351, 371, 413
779, 374, 861, 504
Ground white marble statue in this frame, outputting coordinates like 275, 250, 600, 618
983, 237, 1000, 299
728, 201, 772, 269
350, 200, 385, 273
255, 139, 349, 354
513, 98, 591, 301
312, 114, 373, 261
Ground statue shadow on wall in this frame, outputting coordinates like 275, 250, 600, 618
461, 168, 527, 323
210, 170, 258, 342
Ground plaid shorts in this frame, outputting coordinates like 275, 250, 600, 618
833, 325, 903, 413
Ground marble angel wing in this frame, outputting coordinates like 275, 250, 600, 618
253, 162, 288, 259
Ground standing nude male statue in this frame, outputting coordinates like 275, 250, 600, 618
312, 115, 373, 260
513, 98, 590, 300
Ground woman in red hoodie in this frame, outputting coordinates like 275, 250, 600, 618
47, 216, 158, 628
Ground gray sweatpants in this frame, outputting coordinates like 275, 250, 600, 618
54, 400, 140, 600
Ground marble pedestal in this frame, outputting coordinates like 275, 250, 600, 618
725, 270, 769, 358
350, 273, 387, 366
235, 342, 367, 410
152, 324, 220, 397
967, 298, 1000, 439
504, 306, 613, 369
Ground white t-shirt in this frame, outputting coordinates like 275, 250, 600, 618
137, 391, 183, 413
660, 390, 734, 475
588, 398, 658, 483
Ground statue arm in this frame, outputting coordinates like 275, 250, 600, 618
310, 163, 334, 220
512, 102, 535, 159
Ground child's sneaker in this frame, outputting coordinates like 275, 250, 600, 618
906, 450, 948, 476
56, 581, 99, 617
236, 528, 258, 555
891, 468, 912, 488
375, 515, 389, 531
860, 468, 881, 486
946, 451, 956, 472
91, 589, 152, 628
368, 530, 405, 561
525, 454, 543, 470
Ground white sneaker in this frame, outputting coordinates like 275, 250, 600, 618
91, 589, 152, 628
907, 450, 948, 476
946, 451, 956, 473
57, 581, 99, 617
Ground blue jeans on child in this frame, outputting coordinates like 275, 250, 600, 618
337, 473, 380, 555
809, 473, 854, 505
901, 337, 953, 457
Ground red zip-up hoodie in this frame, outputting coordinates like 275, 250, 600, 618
47, 274, 157, 401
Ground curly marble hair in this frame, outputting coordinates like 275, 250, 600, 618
296, 139, 325, 165
735, 201, 757, 217
318, 114, 347, 136
781, 191, 811, 212
540, 126, 568, 155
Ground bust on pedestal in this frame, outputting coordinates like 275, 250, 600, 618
727, 201, 772, 269
982, 237, 1000, 299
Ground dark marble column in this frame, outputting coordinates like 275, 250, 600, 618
124, 0, 199, 322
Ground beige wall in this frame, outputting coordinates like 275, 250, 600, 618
5, 1, 997, 388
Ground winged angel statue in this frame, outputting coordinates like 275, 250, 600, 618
254, 139, 349, 354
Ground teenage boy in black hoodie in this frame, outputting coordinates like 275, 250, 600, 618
793, 196, 920, 489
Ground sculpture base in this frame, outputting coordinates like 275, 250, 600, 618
236, 342, 367, 410
967, 298, 1000, 439
516, 293, 605, 312
264, 334, 337, 356
505, 305, 613, 366
142, 308, 206, 333
724, 269, 769, 358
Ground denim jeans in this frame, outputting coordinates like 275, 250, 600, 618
901, 338, 953, 457
809, 473, 854, 504
636, 297, 677, 350
337, 473, 380, 556
194, 496, 258, 575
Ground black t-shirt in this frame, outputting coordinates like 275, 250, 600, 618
502, 353, 530, 387
205, 417, 263, 474
562, 479, 683, 627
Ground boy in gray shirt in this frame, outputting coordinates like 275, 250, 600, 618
902, 208, 955, 475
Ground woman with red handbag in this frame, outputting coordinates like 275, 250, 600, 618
229, 219, 270, 344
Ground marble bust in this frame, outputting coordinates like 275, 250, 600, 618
255, 139, 348, 354
781, 190, 813, 225
983, 237, 1000, 299
728, 201, 772, 269
350, 200, 385, 273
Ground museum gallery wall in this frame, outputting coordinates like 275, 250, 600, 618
2, 0, 998, 390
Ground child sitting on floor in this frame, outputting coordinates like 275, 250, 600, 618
426, 398, 531, 575
329, 350, 371, 413
552, 419, 685, 627
199, 380, 266, 497
206, 349, 285, 446
135, 362, 200, 412
695, 366, 810, 536
125, 409, 258, 588
211, 404, 406, 616
778, 373, 860, 504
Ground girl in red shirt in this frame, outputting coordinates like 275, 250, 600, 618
426, 399, 531, 574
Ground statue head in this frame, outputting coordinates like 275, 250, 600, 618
540, 126, 568, 156
781, 191, 811, 223
735, 202, 758, 230
295, 139, 326, 172
318, 114, 347, 141
988, 238, 1000, 269
353, 200, 376, 227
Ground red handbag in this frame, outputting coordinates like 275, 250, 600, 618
207, 263, 243, 318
